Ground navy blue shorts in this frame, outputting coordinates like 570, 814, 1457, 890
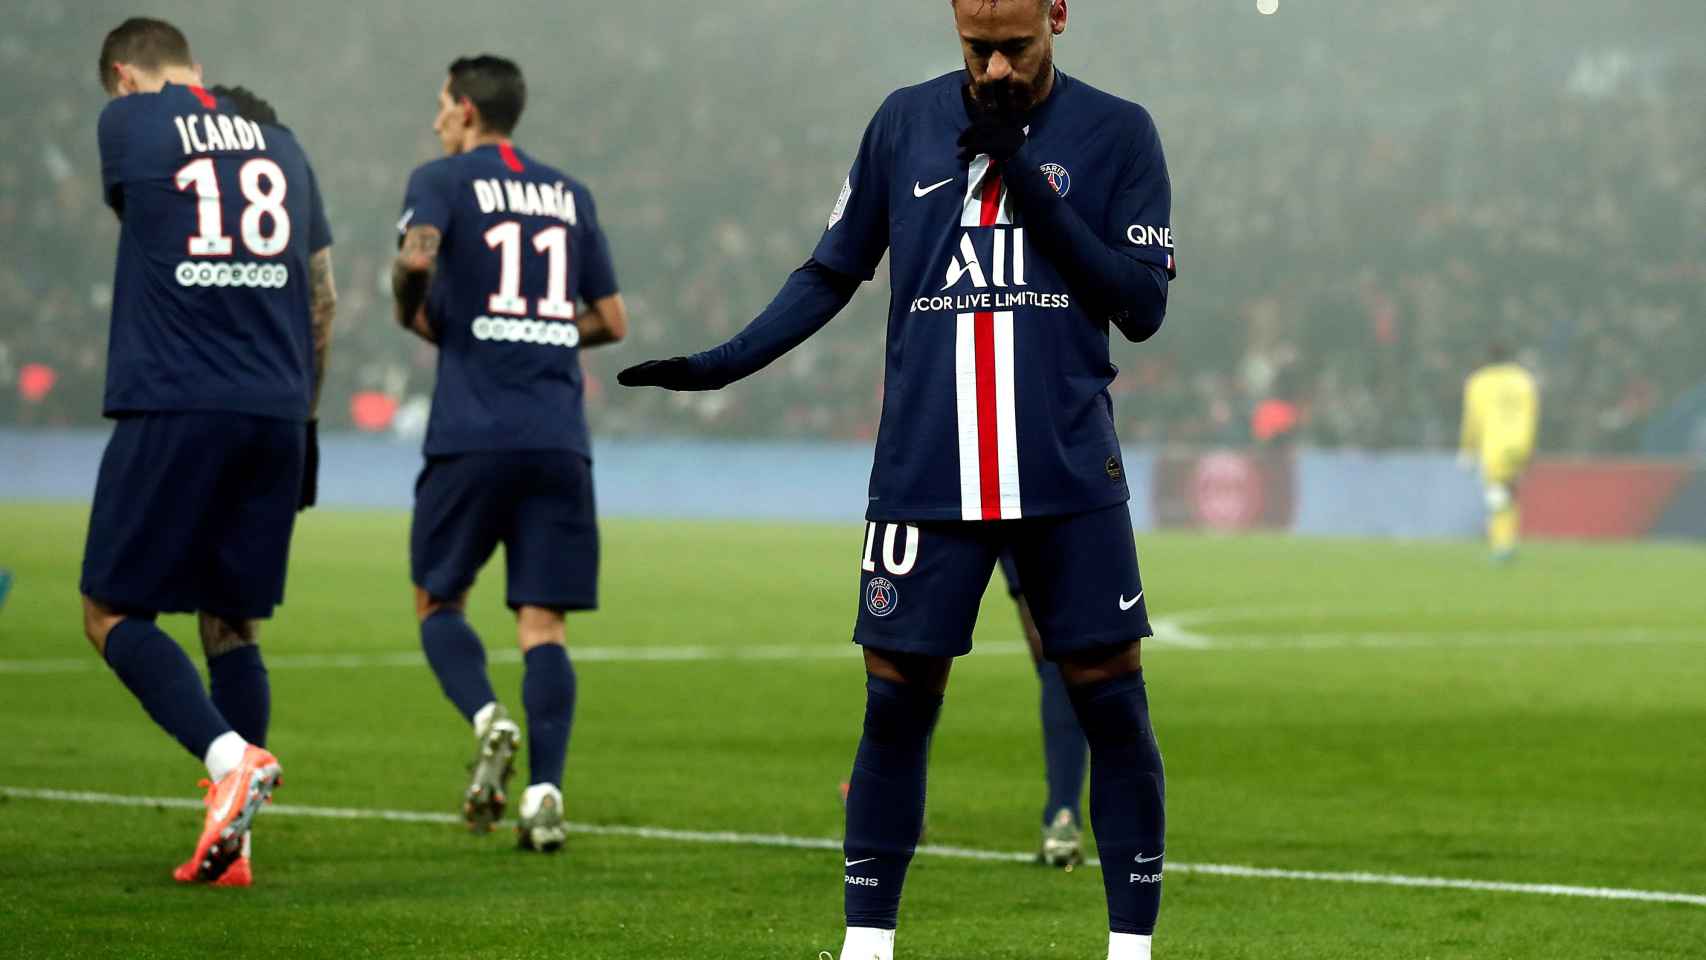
855, 502, 1149, 659
81, 412, 304, 620
411, 451, 598, 611
997, 549, 1022, 597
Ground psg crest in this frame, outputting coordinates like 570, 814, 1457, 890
865, 577, 899, 618
1040, 162, 1071, 198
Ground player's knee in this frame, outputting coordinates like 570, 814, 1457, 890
198, 612, 258, 658
1058, 641, 1142, 687
80, 596, 125, 655
516, 605, 565, 652
861, 673, 944, 745
862, 647, 952, 694
1484, 483, 1513, 512
415, 589, 467, 623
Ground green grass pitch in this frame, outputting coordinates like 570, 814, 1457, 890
1, 502, 1703, 958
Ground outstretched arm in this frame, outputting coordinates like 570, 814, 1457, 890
392, 225, 440, 343
618, 259, 860, 391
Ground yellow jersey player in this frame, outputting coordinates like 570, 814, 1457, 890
1459, 344, 1539, 561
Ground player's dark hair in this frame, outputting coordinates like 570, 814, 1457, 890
209, 85, 280, 126
447, 55, 526, 136
98, 17, 193, 93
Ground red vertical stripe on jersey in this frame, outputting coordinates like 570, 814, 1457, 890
975, 169, 1005, 520
188, 85, 216, 109
499, 141, 525, 172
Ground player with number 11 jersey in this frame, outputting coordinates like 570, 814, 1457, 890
392, 55, 627, 853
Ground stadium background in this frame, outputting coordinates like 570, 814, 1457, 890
4, 1, 1704, 455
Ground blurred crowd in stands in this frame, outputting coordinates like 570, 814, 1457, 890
3, 0, 1702, 454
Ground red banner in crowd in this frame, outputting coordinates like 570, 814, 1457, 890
1152, 449, 1296, 531
1519, 460, 1693, 540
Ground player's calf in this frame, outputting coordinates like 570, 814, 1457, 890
201, 612, 270, 747
842, 667, 945, 940
1063, 648, 1165, 960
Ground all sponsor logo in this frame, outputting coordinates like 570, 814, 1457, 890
865, 577, 898, 618
1040, 162, 1071, 198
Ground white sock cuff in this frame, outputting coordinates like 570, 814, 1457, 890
1108, 932, 1153, 960
840, 926, 895, 960
203, 731, 248, 781
471, 701, 499, 734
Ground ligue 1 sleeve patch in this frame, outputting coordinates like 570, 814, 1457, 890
827, 175, 852, 230
1040, 162, 1071, 198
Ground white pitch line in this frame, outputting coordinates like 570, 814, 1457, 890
1, 625, 1700, 675
2, 786, 1702, 908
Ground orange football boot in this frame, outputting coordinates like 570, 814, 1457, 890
173, 745, 281, 883
210, 834, 253, 887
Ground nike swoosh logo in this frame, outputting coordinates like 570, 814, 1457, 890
845, 857, 877, 867
1120, 591, 1144, 611
913, 178, 953, 198
1134, 852, 1164, 864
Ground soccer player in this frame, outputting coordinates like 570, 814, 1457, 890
621, 2, 1174, 956
1459, 344, 1539, 562
85, 18, 336, 885
392, 55, 627, 852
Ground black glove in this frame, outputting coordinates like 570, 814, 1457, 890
299, 419, 319, 511
617, 357, 718, 391
957, 110, 1027, 167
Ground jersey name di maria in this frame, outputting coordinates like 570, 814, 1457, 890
399, 143, 617, 457
98, 82, 332, 420
813, 71, 1175, 523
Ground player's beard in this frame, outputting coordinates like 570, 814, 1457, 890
968, 46, 1053, 116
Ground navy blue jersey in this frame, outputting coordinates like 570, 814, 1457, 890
98, 82, 332, 421
814, 71, 1175, 522
398, 143, 617, 457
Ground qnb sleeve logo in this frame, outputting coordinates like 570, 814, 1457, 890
1126, 225, 1174, 249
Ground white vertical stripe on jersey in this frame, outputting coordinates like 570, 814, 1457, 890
961, 157, 991, 227
954, 312, 984, 521
960, 155, 1013, 228
993, 310, 1022, 519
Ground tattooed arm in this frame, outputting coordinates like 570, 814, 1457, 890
309, 246, 337, 417
392, 225, 442, 343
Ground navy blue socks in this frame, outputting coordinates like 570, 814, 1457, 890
207, 644, 270, 747
843, 675, 944, 930
1037, 659, 1088, 825
522, 644, 576, 787
421, 609, 496, 723
1068, 669, 1166, 937
103, 618, 231, 761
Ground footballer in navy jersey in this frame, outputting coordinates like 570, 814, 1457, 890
80, 18, 338, 887
392, 55, 627, 851
622, 3, 1170, 957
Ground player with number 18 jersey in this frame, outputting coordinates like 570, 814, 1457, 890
82, 17, 336, 888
